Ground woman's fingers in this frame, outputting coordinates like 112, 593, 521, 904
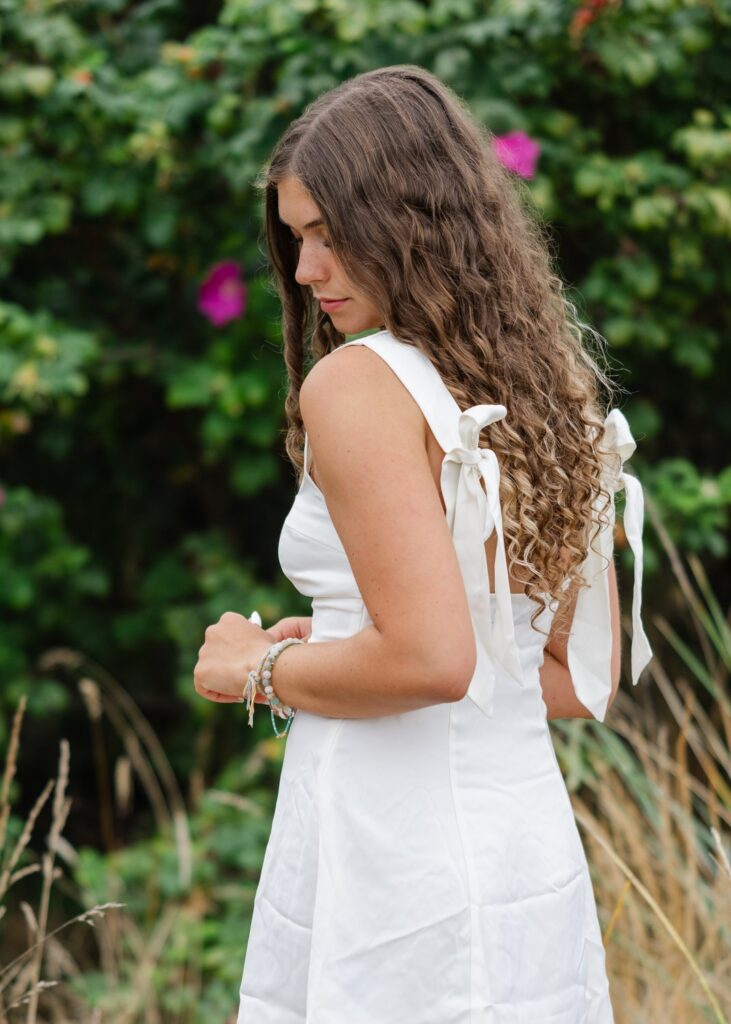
266, 616, 312, 642
200, 687, 243, 704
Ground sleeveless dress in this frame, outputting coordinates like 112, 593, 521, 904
237, 329, 652, 1024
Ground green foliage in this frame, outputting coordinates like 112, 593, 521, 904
68, 739, 283, 1019
0, 0, 728, 770
0, 300, 98, 417
0, 0, 730, 1013
646, 460, 731, 559
0, 485, 108, 745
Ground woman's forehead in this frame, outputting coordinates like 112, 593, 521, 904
277, 176, 323, 228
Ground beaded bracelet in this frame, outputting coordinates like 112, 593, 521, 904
243, 637, 304, 739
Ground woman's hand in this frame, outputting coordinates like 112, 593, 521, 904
194, 613, 312, 705
194, 612, 273, 704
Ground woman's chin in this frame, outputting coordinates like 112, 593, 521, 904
330, 310, 384, 334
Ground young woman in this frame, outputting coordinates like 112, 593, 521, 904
194, 64, 653, 1023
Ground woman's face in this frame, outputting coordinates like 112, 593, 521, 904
277, 175, 385, 335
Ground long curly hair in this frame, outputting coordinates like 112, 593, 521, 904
256, 64, 624, 635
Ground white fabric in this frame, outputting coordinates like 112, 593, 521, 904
238, 329, 651, 1022
566, 409, 653, 721
441, 403, 524, 719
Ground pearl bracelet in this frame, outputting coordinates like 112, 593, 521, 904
243, 637, 303, 739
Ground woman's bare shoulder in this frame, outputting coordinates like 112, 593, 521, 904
300, 342, 426, 448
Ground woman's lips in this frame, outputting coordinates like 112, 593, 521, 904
320, 298, 348, 312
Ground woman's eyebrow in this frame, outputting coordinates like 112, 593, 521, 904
279, 216, 325, 230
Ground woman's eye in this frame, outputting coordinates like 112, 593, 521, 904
291, 235, 330, 249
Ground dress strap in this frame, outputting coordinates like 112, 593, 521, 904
441, 404, 525, 719
566, 408, 653, 721
335, 332, 462, 452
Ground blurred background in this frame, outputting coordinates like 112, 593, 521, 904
1, 0, 730, 1020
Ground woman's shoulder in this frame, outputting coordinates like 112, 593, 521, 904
301, 330, 396, 403
302, 330, 461, 456
300, 332, 427, 440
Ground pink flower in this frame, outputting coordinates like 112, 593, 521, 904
197, 261, 247, 326
492, 130, 541, 179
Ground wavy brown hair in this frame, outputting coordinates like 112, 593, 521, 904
256, 64, 625, 636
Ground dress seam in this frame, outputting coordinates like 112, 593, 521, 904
281, 517, 346, 555
447, 701, 475, 1022
304, 718, 346, 1023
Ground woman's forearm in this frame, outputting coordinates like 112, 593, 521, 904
539, 650, 595, 721
266, 624, 469, 719
265, 627, 599, 722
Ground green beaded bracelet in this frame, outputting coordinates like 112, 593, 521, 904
244, 637, 304, 739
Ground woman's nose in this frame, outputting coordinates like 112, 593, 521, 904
294, 242, 328, 287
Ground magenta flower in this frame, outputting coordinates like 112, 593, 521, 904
492, 130, 541, 179
197, 260, 247, 327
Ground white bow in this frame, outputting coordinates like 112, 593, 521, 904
441, 404, 524, 719
566, 408, 653, 721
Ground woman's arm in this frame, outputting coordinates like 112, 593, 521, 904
540, 559, 622, 720
539, 651, 593, 720
264, 622, 468, 718
261, 344, 478, 719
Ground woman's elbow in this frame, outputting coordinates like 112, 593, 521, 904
437, 637, 477, 703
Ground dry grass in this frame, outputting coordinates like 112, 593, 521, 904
0, 698, 124, 1023
553, 491, 731, 1022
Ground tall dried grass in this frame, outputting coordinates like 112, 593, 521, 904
553, 490, 731, 1022
0, 698, 123, 1022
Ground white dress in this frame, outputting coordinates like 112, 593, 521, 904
237, 329, 652, 1023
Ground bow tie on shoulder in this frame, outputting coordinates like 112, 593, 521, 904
566, 408, 653, 722
440, 404, 525, 719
